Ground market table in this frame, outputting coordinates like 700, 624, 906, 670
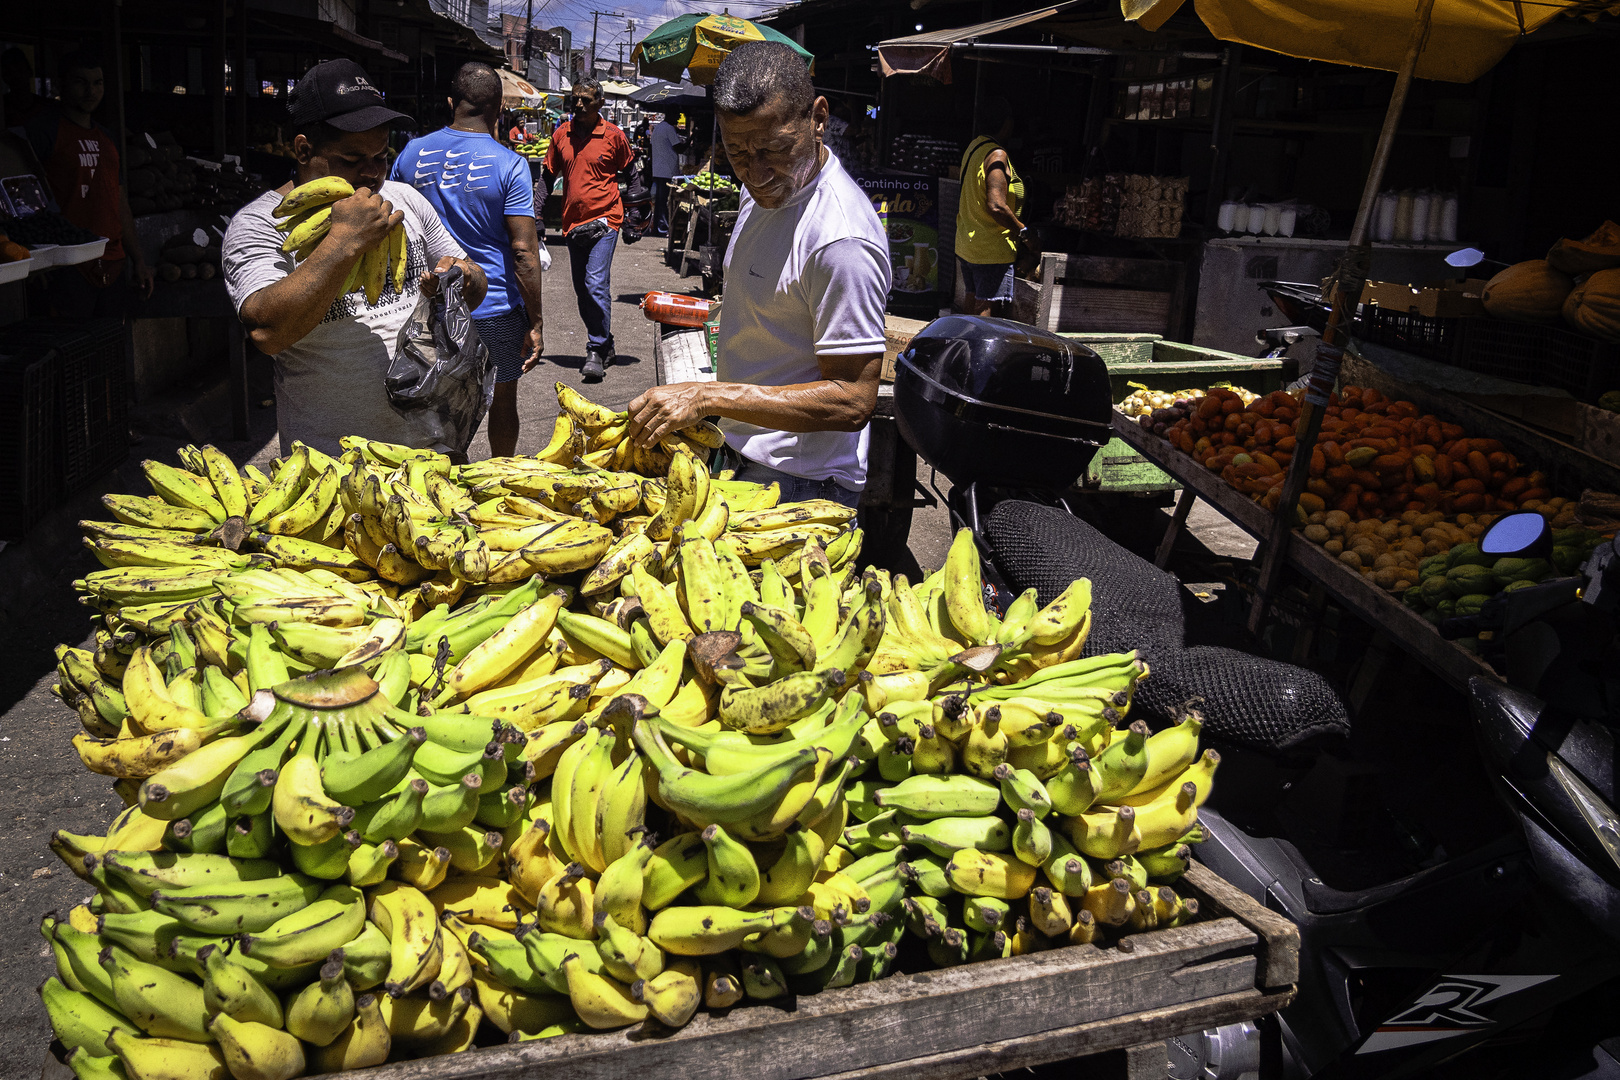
36, 863, 1290, 1080
652, 326, 919, 569
1111, 410, 1500, 696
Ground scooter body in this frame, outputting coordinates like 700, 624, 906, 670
966, 495, 1620, 1079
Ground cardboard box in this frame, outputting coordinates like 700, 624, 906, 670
1359, 278, 1490, 318
881, 315, 930, 382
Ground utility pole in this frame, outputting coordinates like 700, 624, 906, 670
523, 0, 534, 79
589, 11, 626, 76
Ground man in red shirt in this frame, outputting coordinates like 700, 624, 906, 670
544, 79, 633, 381
28, 51, 154, 316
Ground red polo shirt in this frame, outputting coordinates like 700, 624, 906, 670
544, 117, 634, 235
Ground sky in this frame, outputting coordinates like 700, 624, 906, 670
486, 0, 785, 70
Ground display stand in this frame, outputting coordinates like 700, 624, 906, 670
666, 189, 737, 295
1112, 411, 1500, 695
38, 863, 1290, 1080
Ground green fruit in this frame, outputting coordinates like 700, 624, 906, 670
1453, 593, 1492, 617
1446, 543, 1492, 569
1444, 564, 1496, 599
1491, 557, 1550, 589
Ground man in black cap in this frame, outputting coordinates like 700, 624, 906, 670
222, 59, 487, 456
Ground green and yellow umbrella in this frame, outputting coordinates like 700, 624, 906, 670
632, 13, 813, 86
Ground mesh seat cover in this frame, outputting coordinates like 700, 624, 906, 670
985, 500, 1350, 755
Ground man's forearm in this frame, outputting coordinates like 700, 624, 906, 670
458, 258, 488, 311
513, 249, 544, 326
699, 374, 877, 434
239, 241, 364, 354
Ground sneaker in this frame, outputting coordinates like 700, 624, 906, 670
581, 350, 606, 382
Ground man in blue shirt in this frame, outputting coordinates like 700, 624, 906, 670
393, 62, 546, 457
649, 112, 683, 237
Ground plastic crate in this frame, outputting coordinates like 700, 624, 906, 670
1454, 317, 1620, 403
6, 318, 128, 492
1357, 306, 1459, 362
0, 345, 61, 539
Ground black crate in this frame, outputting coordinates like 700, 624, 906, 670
1454, 316, 1620, 403
6, 318, 128, 492
0, 345, 61, 539
1357, 306, 1460, 362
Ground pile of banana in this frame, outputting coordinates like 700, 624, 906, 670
271, 177, 407, 307
41, 385, 1218, 1080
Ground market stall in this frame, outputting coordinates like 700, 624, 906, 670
33, 376, 1300, 1078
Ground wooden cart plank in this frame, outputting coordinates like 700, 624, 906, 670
347, 917, 1265, 1080
817, 986, 1295, 1080
1111, 412, 1499, 691
1183, 863, 1299, 989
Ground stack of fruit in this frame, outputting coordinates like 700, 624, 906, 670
40, 387, 1216, 1078
1116, 384, 1256, 420
1401, 529, 1609, 636
272, 178, 407, 307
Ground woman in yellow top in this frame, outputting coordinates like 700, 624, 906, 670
954, 98, 1030, 317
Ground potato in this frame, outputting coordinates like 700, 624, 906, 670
1308, 511, 1326, 525
1339, 550, 1362, 568
1324, 539, 1344, 555
1463, 523, 1484, 539
1400, 510, 1421, 525
1424, 539, 1447, 556
1324, 511, 1351, 530
1456, 513, 1475, 526
1373, 553, 1401, 570
1373, 568, 1401, 589
1303, 524, 1331, 543
1377, 521, 1401, 542
1396, 524, 1413, 539
1402, 538, 1426, 556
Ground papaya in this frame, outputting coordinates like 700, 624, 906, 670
1547, 221, 1620, 276
1563, 268, 1620, 343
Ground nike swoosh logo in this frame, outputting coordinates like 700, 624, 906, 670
468, 163, 494, 172
447, 150, 469, 159
414, 169, 438, 180
749, 268, 764, 278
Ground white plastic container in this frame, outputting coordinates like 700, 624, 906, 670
0, 256, 33, 285
1394, 192, 1415, 243
1217, 201, 1238, 232
1263, 205, 1281, 236
1278, 206, 1298, 238
1244, 205, 1263, 234
1440, 195, 1459, 243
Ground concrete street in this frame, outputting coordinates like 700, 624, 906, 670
0, 232, 954, 1070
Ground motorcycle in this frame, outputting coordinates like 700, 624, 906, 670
890, 316, 1620, 1080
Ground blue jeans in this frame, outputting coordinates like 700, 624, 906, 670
566, 226, 617, 352
733, 456, 862, 509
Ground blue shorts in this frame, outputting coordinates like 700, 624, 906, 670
959, 259, 1015, 303
472, 307, 531, 384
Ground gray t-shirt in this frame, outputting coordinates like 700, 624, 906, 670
223, 181, 467, 456
716, 151, 890, 491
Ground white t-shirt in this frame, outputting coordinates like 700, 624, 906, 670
223, 181, 467, 457
716, 151, 890, 491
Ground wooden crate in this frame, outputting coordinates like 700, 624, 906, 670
261, 864, 1295, 1080
1014, 253, 1188, 338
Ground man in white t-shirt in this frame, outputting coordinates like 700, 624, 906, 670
223, 59, 488, 457
625, 42, 889, 507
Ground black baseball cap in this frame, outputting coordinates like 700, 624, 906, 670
288, 59, 410, 132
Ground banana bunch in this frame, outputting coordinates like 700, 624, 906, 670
43, 383, 1220, 1070
272, 176, 407, 306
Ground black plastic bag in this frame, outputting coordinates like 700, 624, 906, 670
386, 264, 493, 457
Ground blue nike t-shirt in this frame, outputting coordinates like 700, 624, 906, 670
392, 127, 533, 319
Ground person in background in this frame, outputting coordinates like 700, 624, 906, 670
223, 59, 486, 457
393, 62, 545, 459
2, 47, 44, 128
22, 50, 154, 318
649, 111, 682, 237
625, 42, 888, 509
544, 79, 633, 382
954, 96, 1031, 318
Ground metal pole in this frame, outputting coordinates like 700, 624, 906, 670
234, 0, 248, 155
591, 12, 600, 75
524, 0, 534, 76
1247, 0, 1439, 633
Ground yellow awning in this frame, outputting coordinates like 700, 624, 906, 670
1124, 0, 1600, 82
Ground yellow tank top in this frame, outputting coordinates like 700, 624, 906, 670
955, 136, 1023, 265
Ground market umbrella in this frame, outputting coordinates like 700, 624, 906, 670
628, 80, 712, 112
1123, 0, 1594, 628
632, 13, 813, 86
496, 68, 543, 108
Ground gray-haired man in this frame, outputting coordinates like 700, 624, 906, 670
625, 42, 889, 508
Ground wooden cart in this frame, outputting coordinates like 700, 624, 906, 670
38, 864, 1290, 1080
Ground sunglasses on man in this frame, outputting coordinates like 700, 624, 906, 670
568, 95, 595, 107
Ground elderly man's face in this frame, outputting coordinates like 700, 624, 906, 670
718, 93, 828, 210
569, 84, 602, 124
